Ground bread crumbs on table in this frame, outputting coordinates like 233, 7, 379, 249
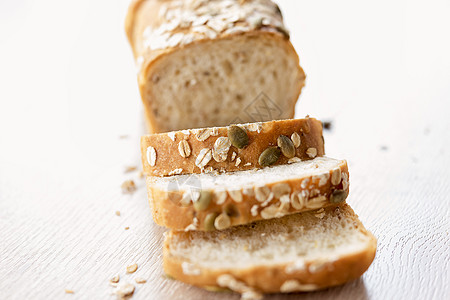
126, 264, 138, 274
121, 180, 137, 194
110, 275, 120, 284
124, 166, 138, 173
135, 277, 147, 284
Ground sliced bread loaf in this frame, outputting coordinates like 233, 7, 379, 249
147, 157, 349, 231
163, 204, 377, 297
126, 0, 305, 132
141, 118, 324, 176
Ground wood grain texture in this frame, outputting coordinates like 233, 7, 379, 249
0, 0, 449, 299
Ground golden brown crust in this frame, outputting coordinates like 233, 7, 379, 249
146, 159, 348, 231
125, 0, 306, 133
141, 118, 324, 176
163, 204, 377, 294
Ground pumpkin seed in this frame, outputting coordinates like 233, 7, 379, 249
224, 203, 239, 217
204, 213, 219, 231
330, 190, 348, 204
258, 147, 281, 167
228, 126, 249, 149
193, 190, 212, 211
277, 135, 295, 158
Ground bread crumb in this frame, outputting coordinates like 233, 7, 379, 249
115, 211, 121, 216
124, 166, 137, 173
110, 275, 120, 284
126, 264, 138, 274
114, 283, 135, 298
121, 180, 137, 194
124, 227, 130, 230
135, 277, 147, 284
65, 289, 74, 294
138, 171, 145, 178
323, 120, 333, 130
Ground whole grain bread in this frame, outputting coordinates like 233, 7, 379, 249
163, 204, 377, 297
147, 157, 349, 231
126, 0, 305, 132
141, 118, 324, 176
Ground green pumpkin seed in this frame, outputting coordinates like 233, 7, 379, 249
224, 203, 239, 217
228, 126, 249, 149
258, 147, 281, 167
330, 190, 348, 203
277, 135, 295, 158
204, 213, 219, 231
193, 190, 212, 211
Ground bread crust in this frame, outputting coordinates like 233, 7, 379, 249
125, 0, 306, 133
141, 118, 324, 176
146, 158, 348, 231
163, 204, 377, 294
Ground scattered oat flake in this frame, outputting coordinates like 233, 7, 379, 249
110, 275, 120, 284
124, 166, 137, 173
65, 289, 74, 294
121, 180, 137, 194
135, 277, 147, 284
125, 227, 130, 230
115, 283, 135, 298
115, 211, 121, 216
126, 264, 138, 274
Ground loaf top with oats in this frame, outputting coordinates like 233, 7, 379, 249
126, 0, 306, 132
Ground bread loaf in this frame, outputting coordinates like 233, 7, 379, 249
126, 0, 306, 132
147, 157, 349, 231
163, 204, 377, 296
141, 118, 324, 176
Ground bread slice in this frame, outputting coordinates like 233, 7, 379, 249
126, 0, 305, 133
163, 204, 377, 297
141, 118, 324, 176
147, 157, 349, 231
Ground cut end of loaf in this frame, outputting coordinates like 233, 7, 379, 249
142, 32, 305, 132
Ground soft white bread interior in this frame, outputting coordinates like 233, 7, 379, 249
143, 33, 305, 132
150, 156, 346, 191
163, 204, 376, 295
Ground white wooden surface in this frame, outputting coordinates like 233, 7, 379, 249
1, 0, 449, 299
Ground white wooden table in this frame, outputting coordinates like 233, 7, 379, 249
1, 0, 449, 299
